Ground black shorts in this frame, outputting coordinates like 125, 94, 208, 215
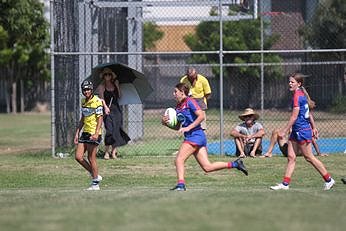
236, 143, 262, 156
78, 132, 102, 145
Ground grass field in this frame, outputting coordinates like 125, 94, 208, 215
1, 152, 346, 231
0, 113, 345, 231
0, 113, 51, 154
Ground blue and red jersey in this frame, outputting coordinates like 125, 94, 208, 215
289, 88, 312, 143
291, 88, 311, 132
175, 97, 206, 147
175, 97, 202, 131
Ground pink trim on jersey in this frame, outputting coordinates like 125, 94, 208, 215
177, 97, 201, 110
189, 97, 201, 110
183, 140, 200, 148
288, 138, 312, 144
176, 97, 187, 110
292, 89, 305, 107
183, 140, 208, 150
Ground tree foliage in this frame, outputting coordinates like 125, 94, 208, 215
143, 22, 164, 51
300, 0, 346, 50
183, 7, 284, 108
184, 10, 282, 79
0, 0, 50, 113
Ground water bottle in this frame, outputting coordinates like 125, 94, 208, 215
56, 152, 69, 158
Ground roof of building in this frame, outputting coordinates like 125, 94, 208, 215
149, 25, 196, 52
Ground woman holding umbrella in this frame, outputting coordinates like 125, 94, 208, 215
97, 68, 130, 159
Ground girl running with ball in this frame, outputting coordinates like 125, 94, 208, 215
162, 83, 248, 191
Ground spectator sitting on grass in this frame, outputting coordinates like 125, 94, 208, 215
230, 108, 265, 158
261, 128, 328, 158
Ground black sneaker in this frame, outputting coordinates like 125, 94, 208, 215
341, 178, 346, 184
170, 184, 186, 191
234, 158, 248, 176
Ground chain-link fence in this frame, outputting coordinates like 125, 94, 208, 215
51, 0, 346, 157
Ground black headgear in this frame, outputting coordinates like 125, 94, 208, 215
81, 80, 93, 91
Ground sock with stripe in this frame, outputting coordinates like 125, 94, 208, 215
229, 161, 237, 169
323, 173, 331, 182
177, 179, 185, 186
282, 176, 291, 186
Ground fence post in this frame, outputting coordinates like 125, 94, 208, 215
127, 3, 144, 141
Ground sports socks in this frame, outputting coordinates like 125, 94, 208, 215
323, 173, 332, 182
177, 179, 185, 186
92, 178, 100, 185
282, 176, 291, 186
228, 161, 237, 169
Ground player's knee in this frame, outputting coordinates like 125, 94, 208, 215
287, 155, 296, 162
304, 155, 314, 163
75, 155, 83, 162
201, 164, 213, 173
175, 156, 184, 166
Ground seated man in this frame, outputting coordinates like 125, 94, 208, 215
230, 108, 265, 158
261, 129, 328, 157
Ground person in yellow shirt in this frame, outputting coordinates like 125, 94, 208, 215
74, 80, 103, 190
180, 67, 211, 130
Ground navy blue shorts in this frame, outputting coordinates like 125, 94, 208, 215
79, 132, 102, 145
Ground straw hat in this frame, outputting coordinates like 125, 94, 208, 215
239, 108, 259, 121
99, 67, 117, 80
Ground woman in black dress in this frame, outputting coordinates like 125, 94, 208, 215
97, 68, 130, 159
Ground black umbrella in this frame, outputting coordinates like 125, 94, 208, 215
86, 62, 153, 105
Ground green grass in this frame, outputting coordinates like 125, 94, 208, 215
0, 152, 345, 231
0, 113, 51, 154
0, 113, 345, 230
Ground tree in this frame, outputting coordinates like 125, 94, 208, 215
184, 8, 283, 108
0, 0, 50, 113
300, 0, 345, 50
299, 0, 346, 110
143, 22, 164, 51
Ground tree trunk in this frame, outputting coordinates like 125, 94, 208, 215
5, 81, 10, 113
20, 79, 24, 112
11, 81, 17, 114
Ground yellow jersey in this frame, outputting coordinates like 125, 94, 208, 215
180, 74, 211, 107
81, 95, 103, 135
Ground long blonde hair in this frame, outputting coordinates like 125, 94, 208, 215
291, 73, 316, 109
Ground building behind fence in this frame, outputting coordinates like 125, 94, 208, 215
51, 0, 346, 156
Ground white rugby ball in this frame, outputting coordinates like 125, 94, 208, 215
164, 107, 177, 128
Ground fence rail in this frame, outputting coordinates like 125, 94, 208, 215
51, 0, 346, 157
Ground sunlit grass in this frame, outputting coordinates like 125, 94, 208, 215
0, 152, 345, 231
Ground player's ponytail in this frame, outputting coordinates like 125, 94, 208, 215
301, 86, 316, 109
291, 73, 316, 110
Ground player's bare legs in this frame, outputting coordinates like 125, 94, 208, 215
300, 142, 328, 176
75, 143, 92, 173
175, 143, 195, 183
87, 144, 99, 179
283, 141, 297, 178
194, 147, 228, 172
